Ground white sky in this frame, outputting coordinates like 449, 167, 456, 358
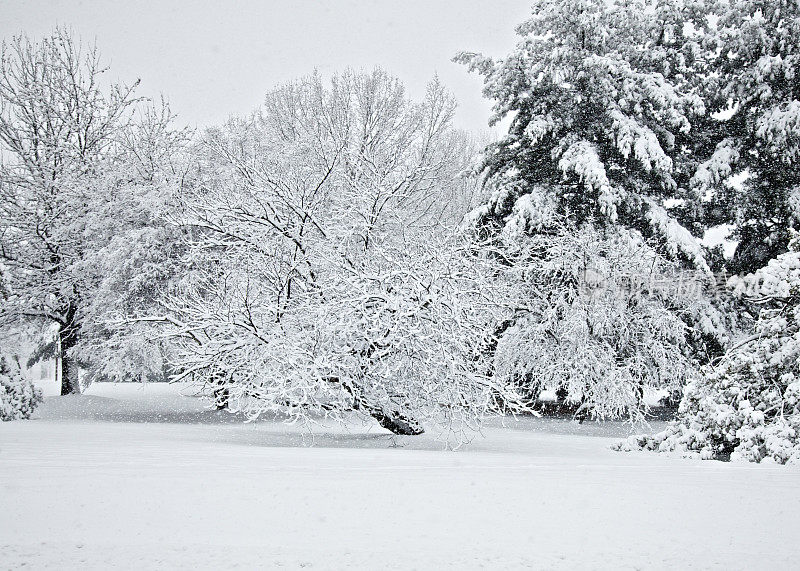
0, 0, 531, 134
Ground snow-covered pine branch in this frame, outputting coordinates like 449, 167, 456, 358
618, 233, 800, 463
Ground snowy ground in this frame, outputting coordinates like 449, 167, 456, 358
1, 381, 799, 570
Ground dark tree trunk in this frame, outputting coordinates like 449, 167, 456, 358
367, 405, 424, 435
209, 371, 229, 410
59, 323, 80, 395
341, 382, 423, 435
325, 375, 424, 436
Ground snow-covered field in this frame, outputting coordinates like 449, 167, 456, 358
1, 381, 799, 570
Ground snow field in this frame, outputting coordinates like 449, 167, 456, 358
1, 381, 798, 570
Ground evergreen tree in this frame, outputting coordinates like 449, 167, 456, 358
456, 0, 714, 265
457, 0, 728, 418
0, 355, 42, 421
618, 232, 800, 463
616, 1, 800, 460
690, 0, 800, 274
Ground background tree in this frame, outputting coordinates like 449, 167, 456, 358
490, 222, 702, 420
0, 28, 139, 394
73, 99, 192, 384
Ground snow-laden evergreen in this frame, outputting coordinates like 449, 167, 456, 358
456, 0, 712, 262
617, 234, 800, 463
457, 0, 729, 418
690, 0, 800, 273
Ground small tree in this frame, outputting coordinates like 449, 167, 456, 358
0, 29, 139, 394
0, 356, 43, 420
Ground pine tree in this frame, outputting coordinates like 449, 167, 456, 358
618, 232, 800, 463
457, 0, 728, 418
690, 0, 800, 274
457, 0, 714, 263
0, 356, 43, 421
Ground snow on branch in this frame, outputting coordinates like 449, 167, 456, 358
558, 139, 619, 221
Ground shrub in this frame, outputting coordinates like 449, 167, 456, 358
615, 236, 800, 464
0, 357, 43, 421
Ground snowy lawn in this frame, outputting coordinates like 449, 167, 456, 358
1, 382, 798, 570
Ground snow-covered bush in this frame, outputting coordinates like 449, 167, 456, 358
0, 357, 43, 421
616, 236, 800, 463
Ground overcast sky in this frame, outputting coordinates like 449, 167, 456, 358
0, 1, 531, 134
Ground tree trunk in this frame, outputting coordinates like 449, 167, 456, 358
213, 386, 230, 410
367, 405, 424, 435
329, 377, 424, 435
59, 324, 80, 395
354, 391, 424, 435
210, 372, 229, 410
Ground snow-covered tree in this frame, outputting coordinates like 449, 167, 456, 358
0, 356, 42, 421
618, 233, 800, 463
159, 70, 520, 437
689, 0, 800, 274
490, 221, 705, 420
456, 0, 727, 418
456, 0, 713, 260
73, 99, 192, 384
0, 29, 139, 394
